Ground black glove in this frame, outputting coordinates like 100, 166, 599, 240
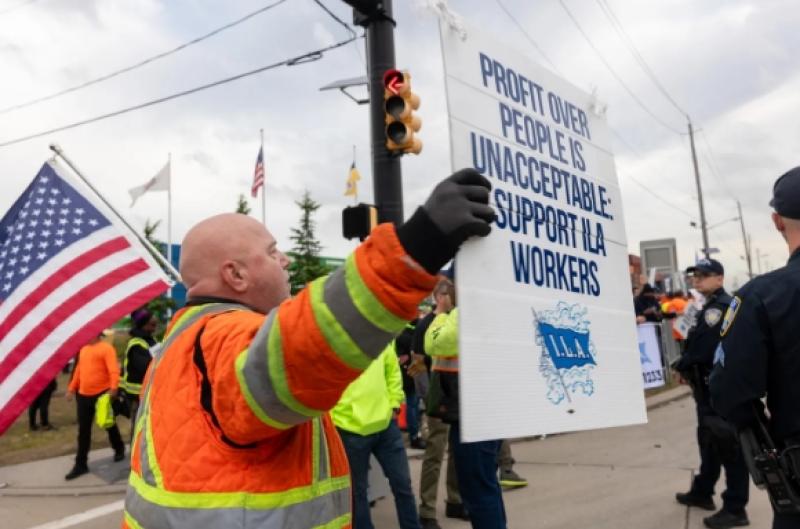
397, 168, 495, 274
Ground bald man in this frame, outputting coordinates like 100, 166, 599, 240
711, 167, 800, 529
121, 169, 495, 529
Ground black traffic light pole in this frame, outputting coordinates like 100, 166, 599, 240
344, 0, 403, 226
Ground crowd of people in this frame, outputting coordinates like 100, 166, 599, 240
36, 165, 800, 529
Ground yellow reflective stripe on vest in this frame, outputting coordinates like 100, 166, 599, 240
121, 337, 150, 394
309, 279, 373, 371
343, 254, 408, 332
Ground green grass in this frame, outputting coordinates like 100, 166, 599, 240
0, 372, 133, 467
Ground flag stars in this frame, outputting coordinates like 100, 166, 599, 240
56, 229, 66, 236
28, 220, 38, 228
2, 283, 10, 292
22, 254, 31, 263
11, 246, 19, 254
43, 219, 53, 227
24, 243, 33, 251
26, 232, 35, 240
46, 209, 54, 216
54, 239, 65, 247
39, 241, 49, 249
40, 176, 49, 183
20, 210, 28, 219
50, 188, 60, 195
71, 227, 81, 235
60, 208, 69, 215
31, 209, 41, 216
5, 271, 14, 279
8, 257, 17, 267
48, 198, 57, 206
35, 198, 44, 205
37, 187, 46, 194
20, 266, 29, 275
73, 218, 83, 226
88, 219, 99, 226
40, 230, 51, 238
58, 218, 68, 225
61, 198, 71, 205
36, 252, 46, 260
75, 208, 84, 216
13, 234, 22, 242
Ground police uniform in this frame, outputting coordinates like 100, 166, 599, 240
674, 259, 750, 525
710, 166, 800, 529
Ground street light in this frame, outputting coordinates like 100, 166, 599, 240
690, 216, 740, 231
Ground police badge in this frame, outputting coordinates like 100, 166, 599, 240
704, 308, 723, 327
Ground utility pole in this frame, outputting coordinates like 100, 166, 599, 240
736, 200, 753, 279
688, 119, 710, 259
344, 0, 404, 226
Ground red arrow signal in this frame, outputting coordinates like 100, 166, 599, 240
383, 69, 404, 95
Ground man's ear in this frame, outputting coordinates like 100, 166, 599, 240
772, 212, 786, 233
220, 260, 248, 293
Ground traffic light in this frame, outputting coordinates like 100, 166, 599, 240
342, 203, 378, 241
383, 69, 422, 155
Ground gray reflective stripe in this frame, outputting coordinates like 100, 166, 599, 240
241, 309, 310, 426
124, 481, 351, 529
432, 357, 459, 370
317, 418, 329, 481
323, 267, 396, 360
139, 413, 157, 486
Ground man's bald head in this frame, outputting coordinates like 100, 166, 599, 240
180, 213, 291, 313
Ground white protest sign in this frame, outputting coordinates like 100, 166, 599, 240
673, 303, 698, 340
441, 21, 647, 441
637, 324, 665, 389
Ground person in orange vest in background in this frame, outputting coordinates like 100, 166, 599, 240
121, 169, 494, 529
662, 290, 689, 341
65, 331, 125, 480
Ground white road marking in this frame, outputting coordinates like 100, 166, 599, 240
25, 499, 124, 529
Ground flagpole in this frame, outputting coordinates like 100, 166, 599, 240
260, 129, 265, 226
167, 152, 174, 304
49, 144, 182, 284
352, 144, 358, 205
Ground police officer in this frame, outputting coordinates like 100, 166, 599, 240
710, 167, 800, 529
673, 258, 750, 528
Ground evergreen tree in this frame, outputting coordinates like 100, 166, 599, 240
287, 191, 330, 294
236, 194, 252, 215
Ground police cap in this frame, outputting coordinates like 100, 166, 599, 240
686, 258, 724, 276
770, 166, 800, 219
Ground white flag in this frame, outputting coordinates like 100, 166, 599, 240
129, 161, 170, 206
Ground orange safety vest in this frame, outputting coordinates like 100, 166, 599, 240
122, 224, 436, 529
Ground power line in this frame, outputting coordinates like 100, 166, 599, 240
609, 127, 697, 219
312, 0, 364, 65
0, 34, 357, 148
698, 129, 738, 201
493, 0, 563, 76
594, 0, 688, 117
556, 0, 684, 135
0, 0, 289, 115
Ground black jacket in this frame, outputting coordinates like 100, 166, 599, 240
711, 249, 800, 442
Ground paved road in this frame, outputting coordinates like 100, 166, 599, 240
0, 391, 773, 529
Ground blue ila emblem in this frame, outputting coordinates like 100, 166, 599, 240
533, 302, 597, 405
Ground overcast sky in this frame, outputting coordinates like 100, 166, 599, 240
0, 0, 797, 290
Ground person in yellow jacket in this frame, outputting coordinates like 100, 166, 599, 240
121, 169, 495, 529
426, 306, 507, 529
331, 344, 420, 529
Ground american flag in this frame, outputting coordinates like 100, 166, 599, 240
251, 146, 265, 198
0, 161, 170, 434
